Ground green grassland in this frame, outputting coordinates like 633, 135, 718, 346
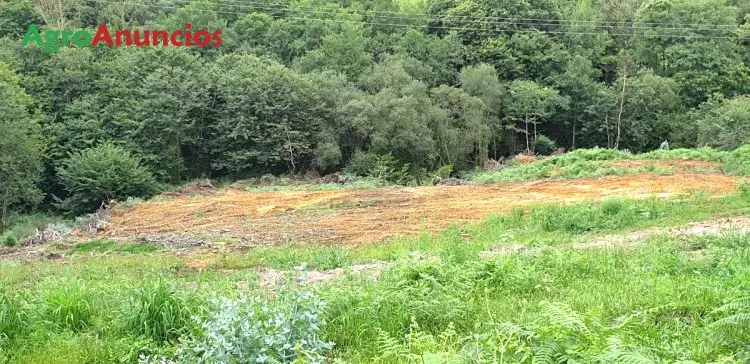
2, 188, 750, 363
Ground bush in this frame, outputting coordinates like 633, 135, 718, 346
56, 144, 160, 215
142, 291, 333, 363
1, 232, 17, 247
43, 281, 93, 332
723, 144, 750, 176
125, 280, 193, 343
344, 151, 412, 185
534, 135, 556, 155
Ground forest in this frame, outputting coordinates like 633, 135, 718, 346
1, 0, 750, 220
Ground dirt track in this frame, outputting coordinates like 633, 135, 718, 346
100, 173, 741, 246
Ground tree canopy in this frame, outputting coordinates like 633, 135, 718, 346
0, 0, 748, 216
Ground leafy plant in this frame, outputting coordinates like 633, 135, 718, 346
144, 290, 333, 363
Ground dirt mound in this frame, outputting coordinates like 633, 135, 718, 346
99, 173, 742, 246
514, 153, 537, 164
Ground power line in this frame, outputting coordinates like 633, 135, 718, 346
168, 0, 742, 28
86, 0, 749, 40
148, 0, 742, 33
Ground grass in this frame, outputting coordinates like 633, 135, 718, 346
1, 190, 750, 362
68, 240, 161, 255
470, 145, 748, 183
125, 279, 194, 343
42, 281, 94, 332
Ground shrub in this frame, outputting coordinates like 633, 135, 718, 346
1, 232, 17, 247
142, 291, 333, 363
125, 280, 193, 343
344, 151, 412, 185
56, 144, 160, 215
43, 281, 93, 332
723, 144, 750, 176
433, 164, 453, 179
534, 135, 556, 155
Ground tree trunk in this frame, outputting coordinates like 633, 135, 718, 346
532, 121, 538, 154
605, 114, 612, 148
571, 118, 577, 150
616, 68, 627, 149
524, 116, 530, 154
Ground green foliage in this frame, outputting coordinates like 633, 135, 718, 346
56, 144, 160, 215
433, 164, 454, 179
723, 144, 750, 176
144, 291, 333, 363
472, 146, 731, 183
534, 135, 557, 155
0, 288, 28, 341
344, 151, 413, 185
695, 95, 750, 150
69, 241, 160, 255
0, 232, 17, 247
42, 281, 94, 332
125, 280, 193, 343
0, 62, 44, 227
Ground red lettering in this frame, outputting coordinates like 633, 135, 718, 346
211, 30, 223, 47
185, 23, 192, 46
170, 30, 183, 46
115, 30, 132, 46
152, 30, 169, 46
91, 24, 113, 47
133, 30, 150, 46
194, 30, 211, 46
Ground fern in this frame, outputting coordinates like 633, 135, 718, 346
532, 341, 567, 364
540, 301, 590, 335
710, 313, 750, 329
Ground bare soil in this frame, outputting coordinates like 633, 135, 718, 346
99, 173, 741, 246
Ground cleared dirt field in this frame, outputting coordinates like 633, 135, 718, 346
101, 173, 741, 246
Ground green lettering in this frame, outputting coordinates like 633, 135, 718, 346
43, 30, 60, 53
72, 30, 92, 47
21, 24, 43, 47
61, 30, 74, 46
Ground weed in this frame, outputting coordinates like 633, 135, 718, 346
125, 279, 193, 343
0, 288, 28, 341
43, 281, 94, 332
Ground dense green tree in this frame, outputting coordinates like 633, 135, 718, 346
504, 80, 568, 154
695, 94, 750, 150
208, 54, 326, 176
1, 0, 749, 215
0, 63, 45, 227
635, 0, 750, 106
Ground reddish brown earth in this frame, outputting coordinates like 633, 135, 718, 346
100, 173, 741, 246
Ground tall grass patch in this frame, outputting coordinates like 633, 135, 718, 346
0, 288, 28, 341
42, 281, 94, 332
125, 279, 194, 343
